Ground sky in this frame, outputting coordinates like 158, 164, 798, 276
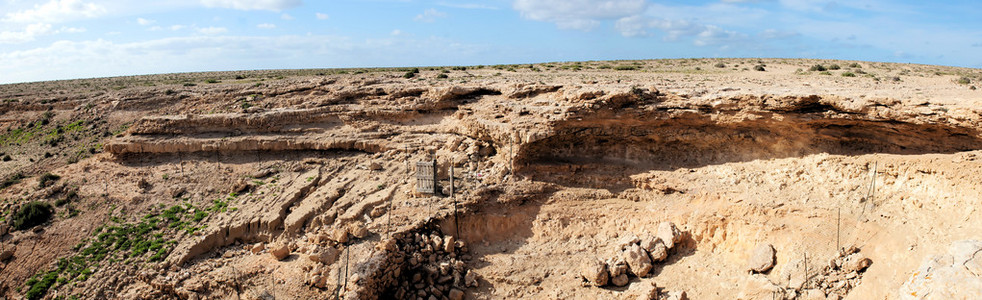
0, 0, 980, 84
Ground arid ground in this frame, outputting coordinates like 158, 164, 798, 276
0, 59, 981, 299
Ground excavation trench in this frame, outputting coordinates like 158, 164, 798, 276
517, 112, 982, 190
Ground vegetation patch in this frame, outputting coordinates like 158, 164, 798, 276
12, 201, 53, 230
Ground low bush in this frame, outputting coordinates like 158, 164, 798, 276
12, 201, 53, 230
753, 65, 766, 72
809, 64, 827, 72
38, 173, 60, 189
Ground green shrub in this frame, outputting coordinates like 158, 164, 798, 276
13, 202, 53, 230
819, 71, 832, 75
436, 74, 448, 79
753, 65, 766, 72
809, 64, 827, 72
957, 77, 971, 84
714, 63, 726, 68
1, 173, 24, 190
614, 65, 637, 71
849, 63, 861, 68
841, 72, 856, 77
24, 270, 58, 300
403, 71, 415, 79
204, 79, 220, 84
38, 173, 60, 188
828, 64, 841, 70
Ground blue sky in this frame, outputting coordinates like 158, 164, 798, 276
0, 0, 979, 83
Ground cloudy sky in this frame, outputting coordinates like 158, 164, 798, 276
0, 0, 979, 83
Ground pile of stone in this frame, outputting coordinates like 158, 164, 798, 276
812, 246, 872, 297
381, 229, 475, 300
749, 245, 872, 300
580, 222, 684, 287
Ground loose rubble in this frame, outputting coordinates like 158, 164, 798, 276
581, 221, 687, 296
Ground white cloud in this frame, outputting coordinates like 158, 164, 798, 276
438, 2, 499, 10
170, 25, 187, 31
196, 26, 227, 35
414, 8, 446, 23
0, 22, 86, 44
0, 23, 52, 44
257, 23, 276, 29
3, 0, 107, 23
58, 26, 85, 33
0, 34, 487, 84
280, 13, 294, 20
315, 12, 329, 20
391, 29, 403, 36
199, 0, 302, 11
137, 18, 155, 26
512, 0, 646, 30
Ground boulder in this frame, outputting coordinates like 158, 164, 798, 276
647, 239, 669, 262
309, 247, 339, 264
656, 222, 682, 249
270, 244, 290, 261
749, 244, 776, 273
448, 288, 464, 300
618, 234, 641, 250
841, 253, 871, 273
623, 244, 653, 277
0, 247, 13, 261
580, 258, 609, 286
608, 258, 630, 286
251, 243, 265, 254
611, 273, 630, 287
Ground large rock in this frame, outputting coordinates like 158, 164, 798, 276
647, 239, 669, 262
841, 253, 871, 273
656, 222, 682, 249
608, 258, 630, 287
580, 258, 609, 286
309, 246, 339, 264
623, 244, 653, 277
899, 240, 982, 299
270, 244, 290, 261
748, 244, 776, 273
0, 247, 13, 261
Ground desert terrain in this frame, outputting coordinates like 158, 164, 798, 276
0, 59, 981, 299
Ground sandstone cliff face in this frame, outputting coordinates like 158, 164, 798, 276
2, 59, 982, 299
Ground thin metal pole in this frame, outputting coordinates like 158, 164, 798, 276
836, 207, 841, 252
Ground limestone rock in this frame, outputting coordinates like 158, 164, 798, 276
623, 244, 653, 277
656, 222, 681, 249
580, 258, 609, 286
271, 244, 290, 261
749, 244, 776, 273
665, 290, 688, 300
841, 253, 871, 273
611, 273, 630, 287
448, 288, 464, 300
647, 239, 669, 262
465, 270, 479, 287
309, 247, 339, 264
737, 274, 780, 300
0, 247, 13, 261
801, 289, 826, 300
618, 234, 641, 250
251, 243, 265, 254
899, 240, 982, 299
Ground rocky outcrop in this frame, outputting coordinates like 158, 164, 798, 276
899, 240, 982, 299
